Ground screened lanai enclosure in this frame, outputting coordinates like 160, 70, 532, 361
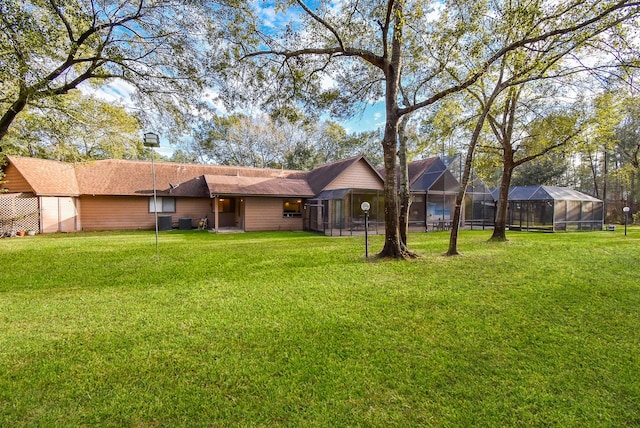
407, 157, 461, 231
464, 179, 496, 229
305, 189, 384, 235
504, 186, 604, 231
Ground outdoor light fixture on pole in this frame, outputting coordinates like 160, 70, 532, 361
623, 206, 630, 236
144, 132, 160, 259
361, 201, 371, 258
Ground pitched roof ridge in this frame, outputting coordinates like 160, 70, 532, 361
306, 155, 364, 177
7, 154, 73, 166
311, 154, 362, 169
6, 155, 80, 196
406, 156, 439, 185
85, 158, 303, 174
305, 155, 366, 194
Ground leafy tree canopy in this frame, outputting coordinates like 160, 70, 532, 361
0, 0, 231, 142
189, 111, 382, 169
2, 92, 143, 162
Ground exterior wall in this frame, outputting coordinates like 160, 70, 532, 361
40, 196, 80, 233
325, 160, 384, 191
1, 164, 33, 193
244, 197, 303, 231
174, 197, 213, 229
78, 195, 211, 231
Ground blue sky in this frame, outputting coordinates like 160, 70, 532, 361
342, 102, 386, 134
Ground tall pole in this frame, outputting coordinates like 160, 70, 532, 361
144, 133, 160, 260
151, 154, 158, 259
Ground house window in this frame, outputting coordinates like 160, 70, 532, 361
149, 197, 176, 213
283, 198, 302, 217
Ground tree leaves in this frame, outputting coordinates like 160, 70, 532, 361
3, 91, 143, 161
191, 112, 382, 169
0, 0, 231, 141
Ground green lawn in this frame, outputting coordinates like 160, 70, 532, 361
1, 229, 639, 427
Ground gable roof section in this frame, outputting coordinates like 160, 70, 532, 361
5, 155, 80, 196
204, 175, 314, 197
377, 157, 454, 191
407, 157, 441, 186
398, 157, 461, 192
78, 160, 206, 197
305, 155, 384, 194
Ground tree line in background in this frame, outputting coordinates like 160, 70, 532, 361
2, 0, 640, 257
173, 110, 383, 169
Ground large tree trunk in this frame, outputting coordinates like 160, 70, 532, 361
447, 150, 474, 256
490, 86, 519, 241
490, 162, 515, 241
587, 151, 600, 198
379, 111, 404, 258
398, 117, 411, 248
0, 92, 29, 142
447, 180, 467, 256
377, 0, 405, 259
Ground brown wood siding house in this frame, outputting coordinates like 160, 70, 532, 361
1, 155, 383, 234
3, 163, 32, 191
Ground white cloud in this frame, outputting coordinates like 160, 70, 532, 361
342, 101, 386, 133
426, 1, 444, 22
79, 78, 136, 108
252, 0, 293, 30
320, 74, 337, 90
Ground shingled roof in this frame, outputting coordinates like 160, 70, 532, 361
377, 157, 441, 185
204, 175, 314, 197
6, 155, 80, 196
407, 157, 440, 186
73, 159, 300, 197
305, 155, 383, 194
3, 156, 359, 198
